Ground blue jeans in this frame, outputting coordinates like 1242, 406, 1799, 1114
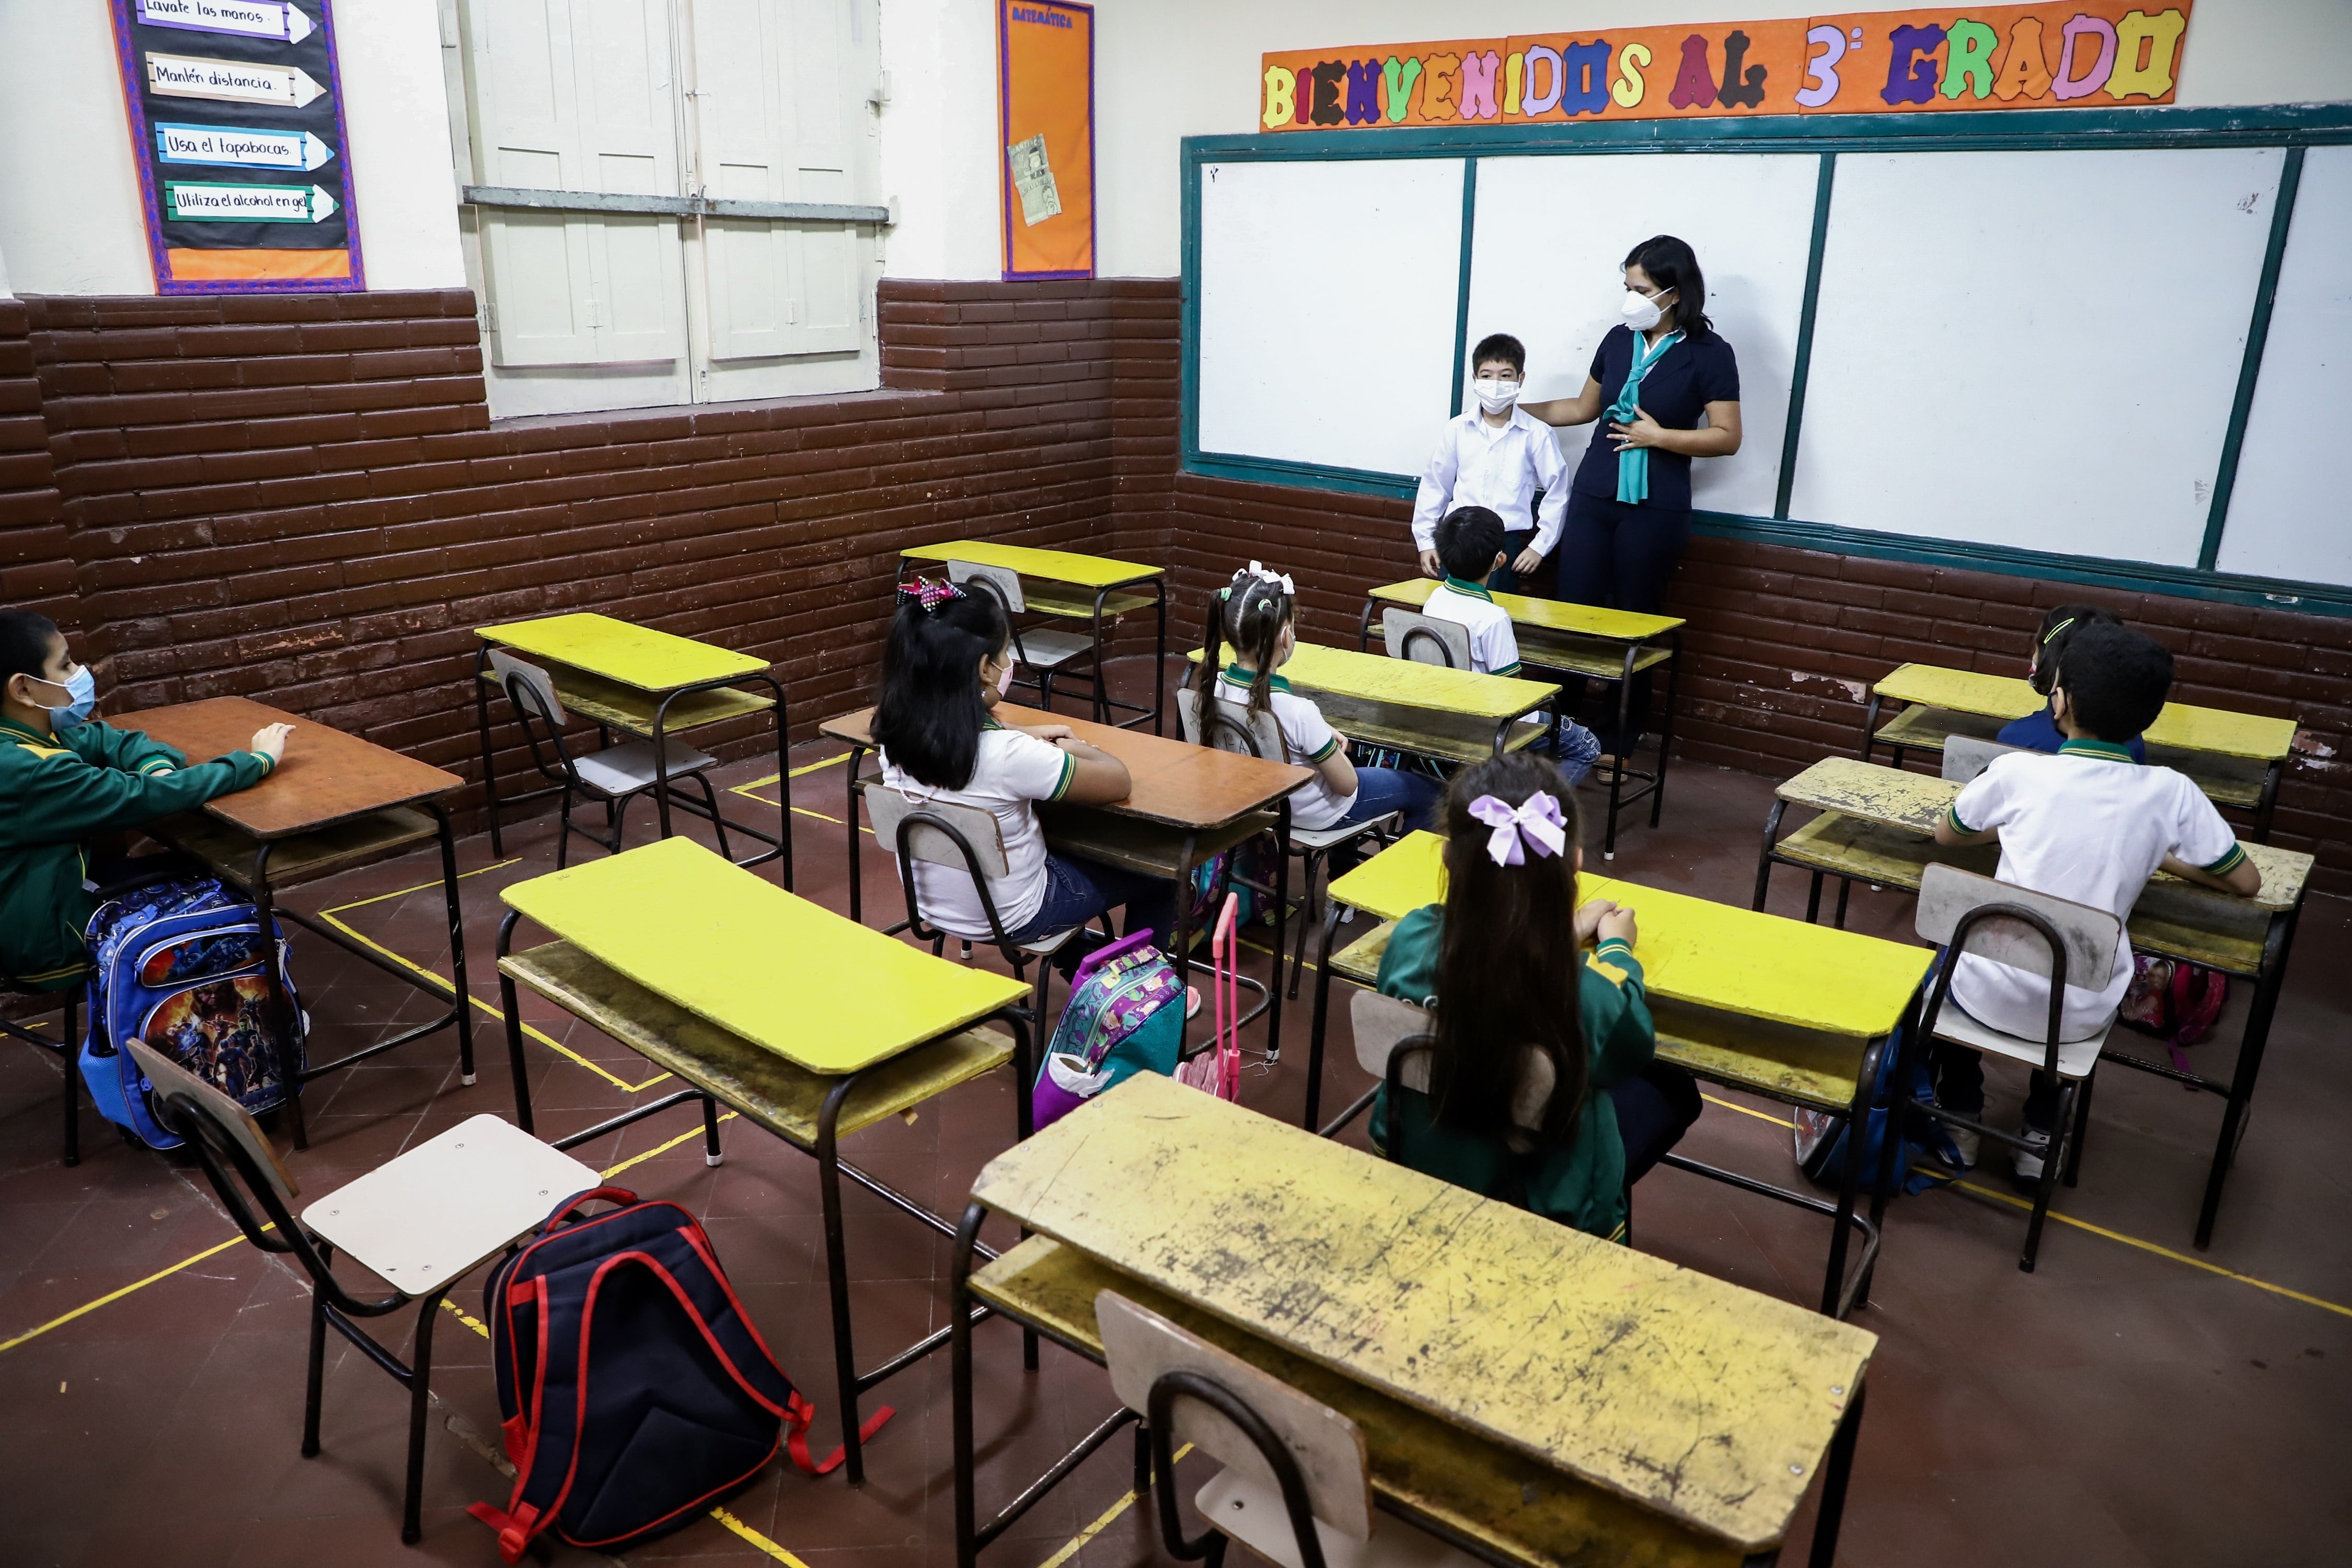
1335, 766, 1441, 833
1550, 721, 1603, 787
1001, 852, 1177, 950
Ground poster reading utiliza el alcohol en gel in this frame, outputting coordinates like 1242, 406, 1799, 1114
108, 0, 364, 292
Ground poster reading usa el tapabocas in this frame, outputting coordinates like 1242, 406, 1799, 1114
108, 0, 363, 292
1260, 2, 2192, 130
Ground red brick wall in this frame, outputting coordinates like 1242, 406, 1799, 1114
22, 280, 1135, 825
0, 299, 70, 629
1160, 471, 2352, 895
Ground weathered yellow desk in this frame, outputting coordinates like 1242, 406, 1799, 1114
495, 837, 1030, 1482
1185, 640, 1559, 766
1760, 754, 2313, 1249
900, 539, 1169, 732
1304, 831, 1933, 1318
1360, 579, 1685, 856
950, 1075, 1876, 1568
1861, 663, 2297, 840
473, 611, 790, 879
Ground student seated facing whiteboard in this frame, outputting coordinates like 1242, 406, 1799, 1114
1996, 603, 2147, 762
1931, 621, 2257, 1179
1424, 506, 1602, 786
1409, 333, 1566, 592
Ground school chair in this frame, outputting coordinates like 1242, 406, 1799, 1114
1, 982, 80, 1166
131, 1035, 601, 1544
1353, 990, 1565, 1187
1941, 734, 2021, 787
1872, 862, 2120, 1272
1098, 1289, 1481, 1568
864, 789, 1102, 1054
950, 560, 1104, 722
488, 651, 734, 868
1379, 608, 1470, 671
1178, 688, 1399, 1001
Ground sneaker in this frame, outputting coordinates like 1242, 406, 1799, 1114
1947, 1123, 1981, 1169
2013, 1124, 2052, 1183
1185, 987, 1202, 1021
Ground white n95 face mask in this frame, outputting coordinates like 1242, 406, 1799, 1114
1619, 289, 1671, 331
1471, 376, 1519, 414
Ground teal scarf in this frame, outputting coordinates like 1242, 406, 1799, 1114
1610, 329, 1684, 504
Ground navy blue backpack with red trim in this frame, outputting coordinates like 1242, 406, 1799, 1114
468, 1187, 883, 1563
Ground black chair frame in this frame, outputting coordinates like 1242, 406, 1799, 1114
498, 666, 740, 870
1145, 1368, 1330, 1568
2, 983, 81, 1167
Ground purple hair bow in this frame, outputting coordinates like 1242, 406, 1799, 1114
898, 579, 964, 612
1467, 791, 1566, 867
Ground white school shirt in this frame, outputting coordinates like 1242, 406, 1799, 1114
1409, 406, 1569, 555
1213, 667, 1355, 832
1422, 579, 1523, 676
877, 722, 1075, 938
1945, 742, 2246, 1042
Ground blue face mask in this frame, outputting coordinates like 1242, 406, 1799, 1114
40, 665, 97, 729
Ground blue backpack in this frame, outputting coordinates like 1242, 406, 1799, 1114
469, 1188, 861, 1563
1030, 930, 1185, 1131
78, 876, 305, 1150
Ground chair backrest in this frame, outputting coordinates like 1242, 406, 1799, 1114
1382, 608, 1470, 670
1941, 734, 2019, 785
1350, 992, 1555, 1133
126, 1037, 299, 1206
863, 787, 1012, 880
948, 559, 1028, 615
1097, 1290, 1373, 1541
489, 649, 568, 728
1916, 862, 2120, 990
1178, 685, 1286, 762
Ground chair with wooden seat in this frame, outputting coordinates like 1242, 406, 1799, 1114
864, 788, 1100, 1051
1099, 1289, 1480, 1568
488, 650, 734, 868
131, 1036, 601, 1544
1871, 862, 2121, 1272
950, 559, 1103, 720
1178, 688, 1399, 1001
1379, 608, 1470, 671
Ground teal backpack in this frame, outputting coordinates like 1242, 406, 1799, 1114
1029, 930, 1184, 1131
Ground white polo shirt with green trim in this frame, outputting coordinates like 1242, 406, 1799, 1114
1423, 577, 1523, 676
1215, 665, 1354, 831
878, 721, 1075, 938
1946, 739, 2246, 1042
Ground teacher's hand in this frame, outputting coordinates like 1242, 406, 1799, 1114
1608, 404, 1669, 451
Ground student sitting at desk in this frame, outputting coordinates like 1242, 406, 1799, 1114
1195, 563, 1440, 852
1409, 332, 1566, 593
1424, 506, 1602, 786
1, 610, 290, 991
874, 582, 1178, 953
1997, 604, 2147, 761
1369, 755, 1701, 1242
1933, 621, 2257, 1178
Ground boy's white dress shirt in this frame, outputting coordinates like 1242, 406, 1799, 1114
1410, 407, 1568, 556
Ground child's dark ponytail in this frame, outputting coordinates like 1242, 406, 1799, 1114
872, 579, 1009, 790
1194, 564, 1294, 726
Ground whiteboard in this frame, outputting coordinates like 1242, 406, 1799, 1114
1789, 148, 2285, 569
2218, 145, 2352, 590
1196, 158, 1465, 477
1463, 154, 1821, 519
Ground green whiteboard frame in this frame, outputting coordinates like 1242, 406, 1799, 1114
1180, 103, 2352, 617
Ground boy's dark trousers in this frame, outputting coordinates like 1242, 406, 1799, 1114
1488, 530, 1555, 597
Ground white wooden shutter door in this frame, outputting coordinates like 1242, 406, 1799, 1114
572, 0, 687, 362
781, 0, 868, 353
469, 0, 599, 366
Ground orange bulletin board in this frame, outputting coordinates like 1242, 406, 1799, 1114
998, 0, 1095, 280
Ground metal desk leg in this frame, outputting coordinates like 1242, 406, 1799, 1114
1862, 986, 1931, 1297
247, 843, 310, 1150
431, 803, 476, 1086
2253, 757, 2282, 845
1302, 902, 1345, 1132
1355, 594, 1379, 653
652, 689, 680, 842
1604, 647, 1635, 860
1090, 587, 1112, 727
846, 743, 870, 925
1819, 1035, 1886, 1318
1858, 693, 1883, 765
816, 1073, 871, 1483
1152, 580, 1168, 736
1266, 805, 1290, 1062
472, 645, 506, 857
951, 1201, 988, 1568
2196, 909, 2298, 1248
1754, 799, 1788, 912
1652, 632, 1681, 828
1807, 1382, 1867, 1568
400, 1285, 450, 1544
497, 911, 534, 1135
1169, 829, 1201, 1020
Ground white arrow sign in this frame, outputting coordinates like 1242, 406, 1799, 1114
147, 52, 325, 108
166, 181, 339, 224
139, 0, 315, 45
156, 122, 332, 172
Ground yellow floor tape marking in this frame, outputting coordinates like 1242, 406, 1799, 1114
1692, 1094, 2352, 1320
710, 1507, 816, 1566
599, 1112, 741, 1178
1034, 1443, 1193, 1568
0, 1232, 256, 1355
319, 859, 520, 917
729, 749, 853, 800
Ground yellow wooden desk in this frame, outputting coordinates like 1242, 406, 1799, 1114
494, 837, 1030, 1483
901, 539, 1169, 733
1759, 755, 2314, 1250
1184, 640, 1559, 766
1862, 663, 2297, 840
1306, 831, 1932, 1318
1359, 580, 1684, 857
950, 1075, 1876, 1568
473, 612, 790, 879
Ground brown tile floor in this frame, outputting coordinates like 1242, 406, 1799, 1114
2, 659, 2348, 1568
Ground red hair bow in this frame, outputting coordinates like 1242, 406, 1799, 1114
897, 579, 964, 612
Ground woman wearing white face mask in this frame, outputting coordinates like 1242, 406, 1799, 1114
1521, 235, 1741, 759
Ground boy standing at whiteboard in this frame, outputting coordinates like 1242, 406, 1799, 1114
1410, 333, 1568, 594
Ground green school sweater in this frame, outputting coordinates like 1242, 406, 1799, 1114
0, 717, 274, 990
1369, 904, 1657, 1242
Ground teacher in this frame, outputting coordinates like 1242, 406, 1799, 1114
1522, 234, 1740, 756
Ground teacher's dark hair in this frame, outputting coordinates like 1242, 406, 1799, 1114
1623, 235, 1712, 340
872, 585, 1008, 791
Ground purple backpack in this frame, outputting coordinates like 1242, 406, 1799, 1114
1031, 931, 1185, 1131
